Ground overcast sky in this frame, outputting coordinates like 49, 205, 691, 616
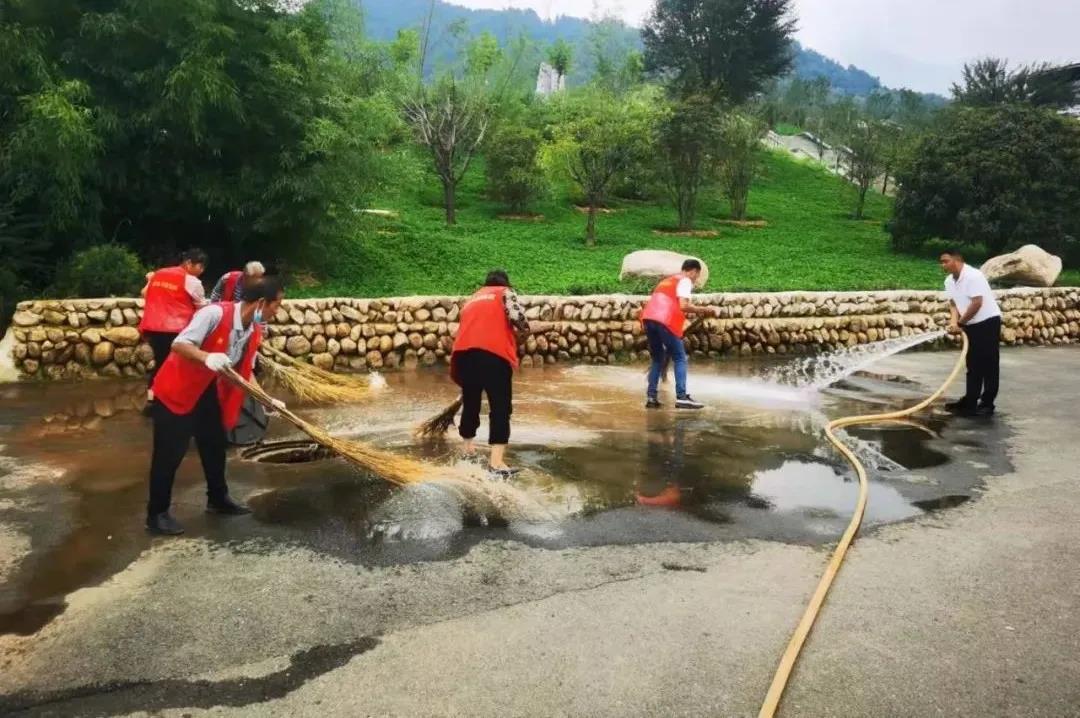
448, 0, 1080, 94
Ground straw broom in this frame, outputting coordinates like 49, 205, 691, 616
223, 367, 552, 522
416, 397, 463, 438
262, 344, 364, 386
259, 345, 377, 404
223, 367, 427, 485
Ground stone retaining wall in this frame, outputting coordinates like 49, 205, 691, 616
5, 288, 1080, 380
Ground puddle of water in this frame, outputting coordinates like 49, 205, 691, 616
0, 346, 1001, 638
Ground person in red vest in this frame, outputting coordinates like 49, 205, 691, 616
139, 249, 209, 409
145, 277, 287, 536
451, 269, 549, 478
209, 260, 266, 302
640, 259, 718, 410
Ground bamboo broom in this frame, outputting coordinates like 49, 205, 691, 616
259, 345, 381, 404
223, 367, 427, 485
260, 355, 374, 404
416, 397, 463, 438
223, 367, 551, 522
262, 344, 372, 386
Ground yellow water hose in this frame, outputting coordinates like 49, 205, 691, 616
758, 331, 969, 717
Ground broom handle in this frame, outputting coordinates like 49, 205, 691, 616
221, 366, 313, 433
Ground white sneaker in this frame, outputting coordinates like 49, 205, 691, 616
675, 395, 704, 410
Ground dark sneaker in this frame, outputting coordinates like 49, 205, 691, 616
975, 405, 996, 416
488, 466, 522, 480
146, 512, 185, 536
675, 395, 705, 410
206, 496, 252, 516
944, 400, 975, 415
645, 397, 662, 409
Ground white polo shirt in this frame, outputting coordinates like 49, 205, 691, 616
945, 264, 1001, 325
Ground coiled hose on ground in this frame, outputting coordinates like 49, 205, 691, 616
758, 331, 969, 717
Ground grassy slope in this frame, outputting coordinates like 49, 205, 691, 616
302, 150, 1077, 298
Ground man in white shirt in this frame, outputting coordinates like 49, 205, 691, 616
941, 248, 1003, 416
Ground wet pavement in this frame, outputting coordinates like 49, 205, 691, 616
0, 357, 1006, 641
4, 346, 1069, 718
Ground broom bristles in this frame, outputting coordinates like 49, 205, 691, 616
262, 344, 371, 387
261, 356, 374, 404
224, 367, 428, 485
416, 397, 463, 438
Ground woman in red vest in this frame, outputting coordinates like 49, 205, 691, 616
451, 270, 548, 478
139, 248, 209, 409
145, 277, 287, 536
640, 259, 718, 410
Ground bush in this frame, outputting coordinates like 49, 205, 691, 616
485, 124, 547, 213
53, 244, 146, 297
891, 105, 1080, 266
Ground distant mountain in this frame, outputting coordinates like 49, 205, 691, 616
790, 41, 880, 96
359, 0, 927, 98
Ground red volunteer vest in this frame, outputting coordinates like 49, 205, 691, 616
221, 270, 243, 301
151, 303, 262, 429
450, 286, 519, 384
640, 275, 688, 338
140, 265, 199, 334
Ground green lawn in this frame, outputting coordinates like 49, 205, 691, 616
773, 122, 802, 136
300, 150, 1077, 297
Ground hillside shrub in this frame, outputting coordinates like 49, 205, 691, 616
53, 245, 146, 297
891, 105, 1080, 266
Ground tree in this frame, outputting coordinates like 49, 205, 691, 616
543, 90, 652, 246
952, 57, 1080, 109
642, 0, 796, 103
466, 31, 501, 77
655, 95, 722, 229
892, 104, 1080, 266
717, 112, 766, 220
402, 32, 527, 225
587, 16, 644, 94
547, 39, 572, 85
402, 77, 493, 225
1, 0, 396, 316
877, 121, 906, 195
485, 123, 547, 213
843, 118, 887, 219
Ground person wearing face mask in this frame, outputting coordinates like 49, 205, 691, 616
145, 277, 287, 536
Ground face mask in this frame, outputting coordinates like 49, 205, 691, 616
253, 304, 264, 325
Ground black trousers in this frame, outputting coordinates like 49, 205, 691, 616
147, 385, 228, 516
456, 349, 513, 445
144, 331, 178, 387
961, 316, 1002, 409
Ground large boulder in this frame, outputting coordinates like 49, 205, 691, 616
619, 250, 710, 288
980, 245, 1062, 287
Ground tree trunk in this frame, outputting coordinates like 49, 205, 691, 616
677, 190, 696, 230
585, 204, 597, 247
731, 192, 747, 221
854, 184, 869, 220
443, 179, 456, 225
881, 169, 890, 195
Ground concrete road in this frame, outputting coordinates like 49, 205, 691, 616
1, 348, 1078, 717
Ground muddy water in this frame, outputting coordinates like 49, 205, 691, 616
0, 360, 997, 637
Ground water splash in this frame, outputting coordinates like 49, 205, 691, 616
769, 331, 945, 390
